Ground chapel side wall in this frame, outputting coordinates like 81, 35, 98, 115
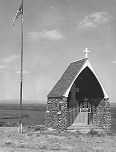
45, 97, 67, 131
92, 98, 111, 131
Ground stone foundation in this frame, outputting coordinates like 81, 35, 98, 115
45, 98, 111, 132
45, 97, 67, 131
92, 99, 111, 131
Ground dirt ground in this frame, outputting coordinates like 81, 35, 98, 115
0, 127, 115, 152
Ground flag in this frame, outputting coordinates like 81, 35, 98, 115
13, 2, 23, 26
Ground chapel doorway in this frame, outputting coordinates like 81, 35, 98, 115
73, 98, 91, 125
67, 66, 104, 127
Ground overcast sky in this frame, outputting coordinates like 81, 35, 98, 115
0, 0, 116, 103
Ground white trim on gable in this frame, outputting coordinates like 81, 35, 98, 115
63, 60, 109, 99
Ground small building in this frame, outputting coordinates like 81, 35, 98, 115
45, 49, 111, 131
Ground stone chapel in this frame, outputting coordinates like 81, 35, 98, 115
45, 48, 111, 131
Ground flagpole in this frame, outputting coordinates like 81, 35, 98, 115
19, 0, 23, 133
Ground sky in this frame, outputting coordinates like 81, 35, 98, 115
0, 0, 116, 103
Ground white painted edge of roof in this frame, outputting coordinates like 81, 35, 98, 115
63, 59, 109, 99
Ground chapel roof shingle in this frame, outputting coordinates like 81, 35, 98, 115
48, 58, 87, 98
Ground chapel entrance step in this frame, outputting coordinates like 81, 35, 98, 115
67, 124, 105, 134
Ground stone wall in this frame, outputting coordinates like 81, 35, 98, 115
92, 99, 111, 131
45, 97, 67, 131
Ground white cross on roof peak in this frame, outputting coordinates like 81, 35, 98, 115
83, 48, 90, 59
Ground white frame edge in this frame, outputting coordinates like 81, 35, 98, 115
63, 60, 109, 99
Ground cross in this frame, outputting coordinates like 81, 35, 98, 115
83, 48, 90, 59
83, 97, 88, 102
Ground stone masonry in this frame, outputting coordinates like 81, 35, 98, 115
45, 97, 67, 131
92, 99, 111, 131
45, 98, 111, 132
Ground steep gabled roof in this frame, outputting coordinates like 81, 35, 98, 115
47, 59, 87, 98
48, 58, 109, 99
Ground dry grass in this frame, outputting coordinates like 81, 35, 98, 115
0, 126, 115, 152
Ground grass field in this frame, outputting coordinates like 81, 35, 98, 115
0, 103, 46, 127
0, 102, 115, 133
0, 102, 115, 152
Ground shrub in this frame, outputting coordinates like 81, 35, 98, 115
5, 142, 12, 146
34, 125, 47, 131
0, 121, 18, 127
4, 121, 18, 127
89, 129, 99, 136
0, 121, 6, 127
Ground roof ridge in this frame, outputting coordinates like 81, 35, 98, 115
70, 58, 87, 64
